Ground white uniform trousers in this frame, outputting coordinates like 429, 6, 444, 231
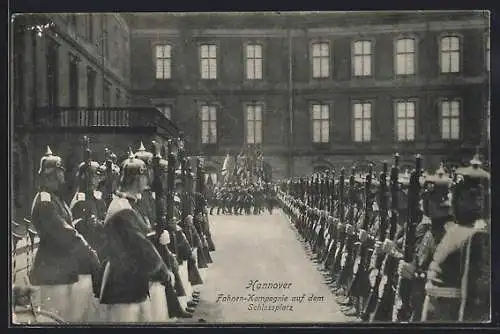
144, 282, 170, 323
177, 263, 191, 309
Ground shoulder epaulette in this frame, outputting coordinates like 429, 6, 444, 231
94, 191, 102, 200
40, 192, 51, 202
104, 197, 133, 225
76, 192, 86, 201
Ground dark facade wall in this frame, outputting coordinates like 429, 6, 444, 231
16, 12, 485, 182
12, 13, 133, 219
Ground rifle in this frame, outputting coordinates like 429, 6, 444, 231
348, 164, 375, 311
82, 136, 93, 203
322, 171, 338, 268
336, 167, 358, 290
103, 148, 114, 208
195, 159, 215, 254
394, 154, 422, 321
331, 168, 346, 280
361, 161, 389, 321
151, 141, 167, 256
164, 140, 179, 258
372, 153, 403, 322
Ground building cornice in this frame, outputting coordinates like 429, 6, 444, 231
114, 14, 130, 33
46, 14, 131, 90
131, 18, 488, 38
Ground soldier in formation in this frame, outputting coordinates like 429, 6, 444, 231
12, 137, 217, 324
208, 182, 276, 216
278, 152, 490, 323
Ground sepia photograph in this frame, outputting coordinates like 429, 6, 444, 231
10, 11, 490, 325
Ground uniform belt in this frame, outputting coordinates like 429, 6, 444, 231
425, 284, 461, 298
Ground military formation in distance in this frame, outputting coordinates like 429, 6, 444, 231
278, 153, 490, 322
12, 134, 215, 324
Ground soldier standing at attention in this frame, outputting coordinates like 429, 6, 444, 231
69, 157, 108, 322
397, 163, 453, 322
421, 155, 490, 322
134, 142, 156, 229
29, 146, 100, 323
98, 152, 174, 323
70, 160, 107, 258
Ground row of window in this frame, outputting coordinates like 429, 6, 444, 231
161, 99, 488, 145
46, 39, 129, 115
67, 14, 129, 76
155, 34, 490, 80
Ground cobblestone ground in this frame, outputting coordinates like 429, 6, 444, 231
179, 209, 358, 324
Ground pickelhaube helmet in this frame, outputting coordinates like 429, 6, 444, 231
422, 162, 453, 220
121, 148, 148, 183
134, 141, 154, 165
76, 160, 103, 179
455, 154, 490, 181
451, 154, 489, 224
38, 146, 65, 175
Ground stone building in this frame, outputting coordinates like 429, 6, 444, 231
11, 11, 490, 219
12, 13, 177, 220
127, 11, 489, 181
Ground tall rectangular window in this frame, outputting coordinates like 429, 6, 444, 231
69, 14, 77, 29
353, 41, 372, 77
486, 33, 490, 72
85, 14, 93, 42
311, 104, 330, 143
115, 89, 121, 106
103, 81, 111, 107
395, 38, 415, 75
46, 40, 59, 108
440, 36, 460, 73
200, 44, 217, 79
312, 42, 330, 78
353, 102, 372, 142
246, 44, 263, 80
157, 105, 172, 120
201, 105, 217, 144
395, 101, 416, 141
440, 99, 460, 140
246, 104, 263, 144
102, 16, 109, 60
155, 45, 172, 79
87, 67, 96, 108
69, 55, 79, 108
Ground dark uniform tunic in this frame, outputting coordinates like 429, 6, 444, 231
70, 191, 107, 259
98, 193, 171, 322
29, 190, 100, 322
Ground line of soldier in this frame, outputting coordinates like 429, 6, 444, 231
12, 135, 216, 324
277, 153, 490, 322
207, 183, 278, 216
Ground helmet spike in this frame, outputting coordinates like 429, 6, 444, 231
138, 141, 146, 152
470, 153, 482, 167
45, 145, 53, 156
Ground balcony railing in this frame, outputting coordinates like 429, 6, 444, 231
30, 106, 179, 137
